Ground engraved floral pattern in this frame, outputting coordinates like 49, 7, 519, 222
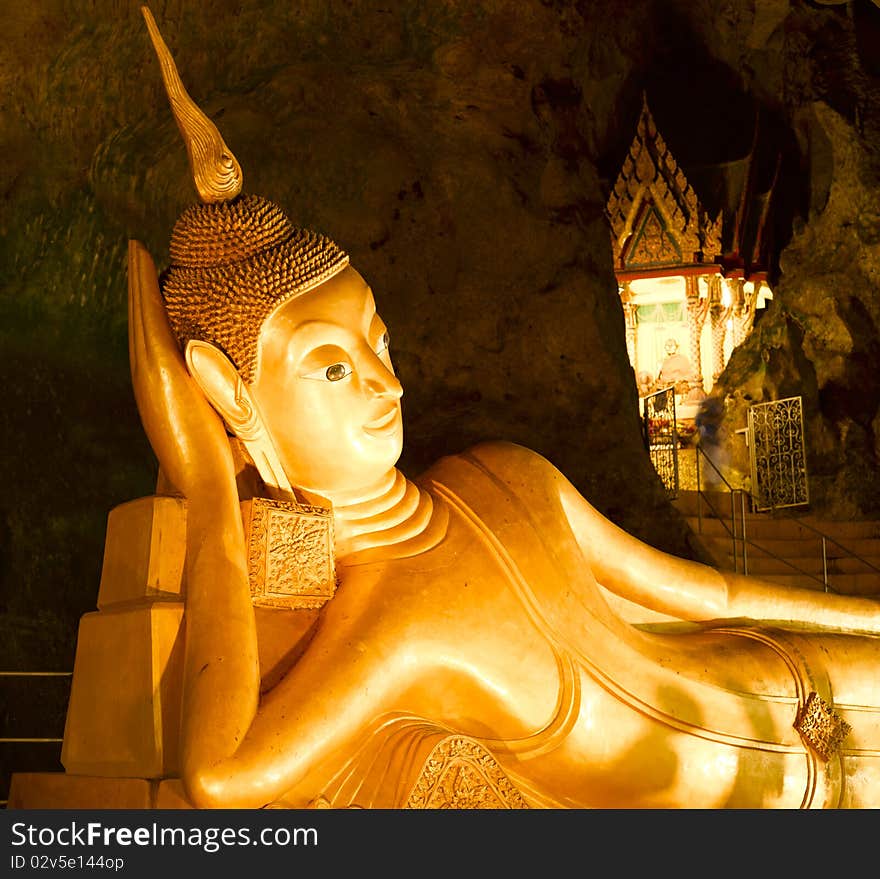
243, 497, 336, 609
405, 736, 528, 809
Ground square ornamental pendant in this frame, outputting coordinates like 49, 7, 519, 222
794, 691, 852, 762
240, 497, 337, 610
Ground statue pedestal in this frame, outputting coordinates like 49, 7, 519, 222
8, 774, 155, 809
9, 496, 319, 810
7, 774, 199, 809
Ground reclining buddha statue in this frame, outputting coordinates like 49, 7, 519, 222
12, 7, 880, 811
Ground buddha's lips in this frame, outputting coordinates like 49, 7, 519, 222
363, 406, 400, 436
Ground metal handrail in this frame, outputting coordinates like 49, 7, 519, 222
693, 444, 880, 592
0, 671, 72, 676
0, 671, 70, 744
694, 443, 742, 571
695, 449, 831, 588
733, 509, 837, 592
774, 513, 880, 577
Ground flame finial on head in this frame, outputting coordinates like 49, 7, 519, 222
141, 5, 243, 203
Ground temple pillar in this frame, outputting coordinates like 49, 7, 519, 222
620, 282, 637, 370
734, 280, 759, 346
728, 278, 747, 348
710, 305, 730, 381
707, 276, 729, 381
685, 275, 708, 391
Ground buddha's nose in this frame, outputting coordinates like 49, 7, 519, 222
362, 356, 403, 399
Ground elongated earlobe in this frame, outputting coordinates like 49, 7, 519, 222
185, 340, 293, 495
186, 341, 258, 438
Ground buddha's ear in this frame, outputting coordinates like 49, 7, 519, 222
184, 340, 294, 496
184, 340, 260, 441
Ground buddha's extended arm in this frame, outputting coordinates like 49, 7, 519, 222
128, 241, 261, 795
555, 469, 880, 635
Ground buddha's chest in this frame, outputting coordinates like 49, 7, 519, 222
330, 513, 564, 730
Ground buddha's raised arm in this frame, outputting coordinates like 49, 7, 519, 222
129, 240, 414, 809
128, 240, 261, 795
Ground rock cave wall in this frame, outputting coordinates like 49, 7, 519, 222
1, 0, 879, 671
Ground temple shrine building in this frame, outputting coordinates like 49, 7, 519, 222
606, 95, 777, 429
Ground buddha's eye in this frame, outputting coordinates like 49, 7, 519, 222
377, 331, 390, 354
325, 363, 350, 382
303, 362, 352, 382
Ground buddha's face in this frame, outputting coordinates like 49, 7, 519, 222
248, 266, 403, 497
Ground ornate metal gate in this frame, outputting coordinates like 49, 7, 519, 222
643, 386, 678, 496
748, 395, 809, 511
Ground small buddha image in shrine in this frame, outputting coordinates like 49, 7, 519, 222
606, 94, 775, 436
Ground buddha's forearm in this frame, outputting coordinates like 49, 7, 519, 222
560, 479, 880, 632
559, 479, 730, 618
597, 533, 880, 633
721, 570, 880, 634
179, 490, 261, 785
181, 706, 330, 809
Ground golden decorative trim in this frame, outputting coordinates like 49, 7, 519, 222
794, 691, 852, 762
241, 497, 336, 610
405, 736, 529, 809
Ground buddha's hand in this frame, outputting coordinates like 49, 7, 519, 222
128, 239, 235, 500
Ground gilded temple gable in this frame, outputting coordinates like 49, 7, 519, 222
606, 93, 722, 269
623, 199, 682, 268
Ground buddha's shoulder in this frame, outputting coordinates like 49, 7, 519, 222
418, 441, 568, 501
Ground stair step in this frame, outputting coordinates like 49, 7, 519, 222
676, 490, 880, 595
684, 515, 880, 542
742, 572, 880, 596
698, 535, 880, 564
704, 553, 880, 576
673, 491, 740, 518
799, 515, 880, 539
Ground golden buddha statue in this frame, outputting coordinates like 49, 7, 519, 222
11, 7, 880, 811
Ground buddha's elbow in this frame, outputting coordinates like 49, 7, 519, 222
183, 762, 236, 810
183, 757, 280, 809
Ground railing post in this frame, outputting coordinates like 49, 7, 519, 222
822, 537, 828, 592
696, 446, 702, 535
730, 488, 738, 574
740, 490, 748, 576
